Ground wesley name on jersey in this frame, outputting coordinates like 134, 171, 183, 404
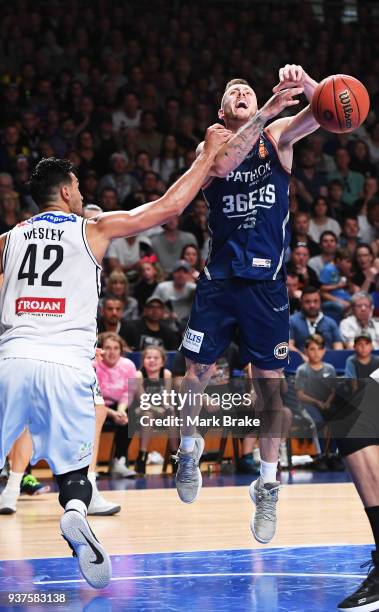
22, 227, 65, 242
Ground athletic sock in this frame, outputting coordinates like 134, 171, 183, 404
5, 471, 23, 493
260, 460, 278, 484
180, 436, 195, 452
65, 499, 87, 517
365, 506, 379, 556
87, 471, 98, 492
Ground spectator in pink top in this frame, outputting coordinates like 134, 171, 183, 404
96, 332, 137, 478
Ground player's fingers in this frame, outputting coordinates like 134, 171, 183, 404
279, 67, 285, 82
274, 80, 298, 92
288, 64, 298, 81
294, 65, 303, 81
285, 86, 304, 97
283, 65, 291, 80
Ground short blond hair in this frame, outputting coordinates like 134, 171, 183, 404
221, 78, 252, 107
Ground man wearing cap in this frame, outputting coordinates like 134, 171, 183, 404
344, 332, 379, 392
339, 291, 379, 349
123, 296, 179, 351
151, 260, 196, 324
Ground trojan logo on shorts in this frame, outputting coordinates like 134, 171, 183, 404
15, 297, 66, 315
258, 138, 269, 159
182, 327, 204, 353
273, 342, 289, 360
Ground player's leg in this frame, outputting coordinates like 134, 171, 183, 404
0, 359, 33, 514
176, 277, 236, 503
332, 375, 379, 610
336, 444, 379, 611
0, 429, 31, 514
0, 428, 50, 513
279, 406, 293, 468
173, 358, 215, 503
28, 361, 111, 589
249, 365, 284, 544
88, 401, 121, 516
237, 278, 290, 543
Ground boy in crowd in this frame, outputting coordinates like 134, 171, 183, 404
295, 334, 342, 471
345, 332, 379, 392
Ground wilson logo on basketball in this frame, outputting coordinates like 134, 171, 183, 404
339, 90, 353, 128
15, 297, 66, 314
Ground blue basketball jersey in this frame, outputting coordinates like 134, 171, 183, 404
202, 129, 290, 280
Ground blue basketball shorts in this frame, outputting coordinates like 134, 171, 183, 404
180, 276, 289, 370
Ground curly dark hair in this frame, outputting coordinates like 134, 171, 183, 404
29, 157, 75, 209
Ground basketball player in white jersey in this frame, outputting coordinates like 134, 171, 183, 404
0, 124, 229, 588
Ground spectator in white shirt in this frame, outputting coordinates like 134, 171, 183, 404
105, 234, 152, 275
112, 92, 142, 133
339, 291, 379, 349
152, 260, 196, 323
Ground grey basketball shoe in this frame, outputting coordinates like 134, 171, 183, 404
60, 510, 112, 588
174, 436, 205, 503
249, 477, 280, 544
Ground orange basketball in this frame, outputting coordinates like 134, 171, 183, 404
311, 74, 370, 133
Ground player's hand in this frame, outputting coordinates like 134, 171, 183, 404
260, 87, 304, 121
273, 64, 306, 93
203, 124, 232, 155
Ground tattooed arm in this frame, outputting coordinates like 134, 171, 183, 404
211, 87, 304, 177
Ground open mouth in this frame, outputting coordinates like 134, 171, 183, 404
236, 101, 248, 109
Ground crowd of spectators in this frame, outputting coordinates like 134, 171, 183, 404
1, 0, 379, 472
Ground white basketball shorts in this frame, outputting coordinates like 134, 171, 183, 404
0, 358, 96, 475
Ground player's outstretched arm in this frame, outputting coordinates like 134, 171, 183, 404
210, 87, 304, 177
269, 65, 320, 147
86, 125, 230, 262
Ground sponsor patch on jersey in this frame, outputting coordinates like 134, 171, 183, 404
25, 213, 77, 225
16, 297, 66, 315
258, 138, 269, 159
182, 327, 204, 353
273, 342, 289, 360
252, 258, 271, 268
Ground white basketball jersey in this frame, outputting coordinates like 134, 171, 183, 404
0, 211, 101, 369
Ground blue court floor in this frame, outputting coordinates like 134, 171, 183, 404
0, 544, 371, 612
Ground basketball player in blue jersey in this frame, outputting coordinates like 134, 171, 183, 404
175, 64, 321, 544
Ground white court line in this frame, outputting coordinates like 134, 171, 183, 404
34, 571, 366, 586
